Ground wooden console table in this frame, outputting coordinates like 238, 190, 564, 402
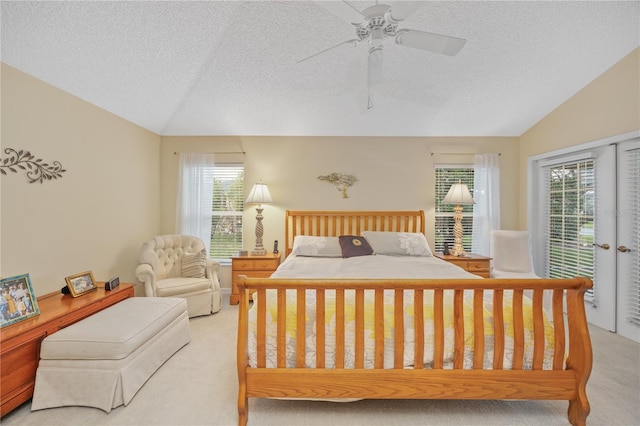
0, 282, 135, 416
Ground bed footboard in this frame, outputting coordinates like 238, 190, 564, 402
236, 277, 592, 426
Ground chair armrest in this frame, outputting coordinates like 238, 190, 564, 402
205, 259, 221, 291
206, 258, 221, 272
135, 263, 157, 297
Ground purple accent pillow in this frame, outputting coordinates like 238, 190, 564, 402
338, 235, 374, 258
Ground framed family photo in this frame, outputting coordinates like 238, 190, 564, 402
65, 271, 98, 297
1, 273, 40, 328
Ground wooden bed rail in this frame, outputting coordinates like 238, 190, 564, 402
236, 277, 593, 426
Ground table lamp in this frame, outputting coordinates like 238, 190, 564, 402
245, 181, 273, 256
442, 179, 475, 256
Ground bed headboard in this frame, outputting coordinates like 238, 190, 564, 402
284, 210, 425, 257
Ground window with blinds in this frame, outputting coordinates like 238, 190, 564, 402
543, 159, 595, 285
210, 164, 244, 259
626, 148, 640, 325
434, 166, 474, 253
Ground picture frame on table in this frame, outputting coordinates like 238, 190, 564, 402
1, 273, 40, 328
65, 271, 98, 297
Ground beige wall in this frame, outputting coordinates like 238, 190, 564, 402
1, 64, 161, 296
518, 47, 640, 228
161, 136, 519, 288
4, 47, 636, 296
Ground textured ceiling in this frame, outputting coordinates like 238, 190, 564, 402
1, 1, 639, 137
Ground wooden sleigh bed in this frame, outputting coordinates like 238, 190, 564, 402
236, 210, 593, 425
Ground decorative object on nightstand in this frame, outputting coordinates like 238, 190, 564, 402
442, 179, 475, 256
245, 181, 273, 256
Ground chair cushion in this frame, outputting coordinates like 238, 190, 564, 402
156, 277, 212, 297
181, 249, 206, 278
40, 297, 187, 360
492, 270, 540, 279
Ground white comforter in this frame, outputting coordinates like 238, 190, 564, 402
248, 255, 556, 370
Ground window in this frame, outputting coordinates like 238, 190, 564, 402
210, 164, 244, 260
434, 166, 474, 253
544, 159, 595, 281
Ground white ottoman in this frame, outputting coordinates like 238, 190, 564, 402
31, 297, 190, 413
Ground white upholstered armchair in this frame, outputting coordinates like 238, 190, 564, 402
490, 230, 540, 279
135, 235, 222, 317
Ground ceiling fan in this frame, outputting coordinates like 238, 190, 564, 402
299, 1, 467, 107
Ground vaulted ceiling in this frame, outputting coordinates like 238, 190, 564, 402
2, 1, 639, 137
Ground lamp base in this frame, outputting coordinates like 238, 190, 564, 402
449, 244, 467, 257
451, 203, 467, 257
252, 206, 267, 257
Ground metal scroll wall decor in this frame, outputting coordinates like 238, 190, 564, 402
318, 172, 358, 198
0, 148, 66, 184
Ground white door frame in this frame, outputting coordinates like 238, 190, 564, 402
528, 130, 639, 265
528, 131, 640, 333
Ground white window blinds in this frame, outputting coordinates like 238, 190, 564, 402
210, 164, 244, 259
625, 148, 640, 325
543, 159, 595, 287
435, 166, 474, 253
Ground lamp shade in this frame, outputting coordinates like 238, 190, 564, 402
442, 180, 475, 205
245, 182, 273, 205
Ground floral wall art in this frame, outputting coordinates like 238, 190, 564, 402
0, 148, 66, 183
318, 172, 358, 198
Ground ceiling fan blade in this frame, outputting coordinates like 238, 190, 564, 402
388, 2, 424, 22
297, 39, 360, 64
368, 47, 384, 86
315, 1, 366, 25
395, 29, 466, 56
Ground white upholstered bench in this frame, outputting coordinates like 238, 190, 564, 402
31, 297, 190, 413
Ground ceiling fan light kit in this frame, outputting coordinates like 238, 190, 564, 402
306, 1, 467, 107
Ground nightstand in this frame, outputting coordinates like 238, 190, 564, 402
230, 253, 281, 305
434, 253, 492, 278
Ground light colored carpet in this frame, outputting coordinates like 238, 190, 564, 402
3, 293, 639, 426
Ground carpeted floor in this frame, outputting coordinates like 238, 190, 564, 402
3, 292, 639, 426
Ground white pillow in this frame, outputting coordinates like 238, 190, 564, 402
181, 249, 206, 278
290, 236, 343, 257
361, 231, 433, 257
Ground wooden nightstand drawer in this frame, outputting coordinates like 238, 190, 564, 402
230, 253, 281, 305
434, 253, 492, 278
467, 260, 489, 272
233, 258, 280, 271
254, 258, 280, 270
233, 259, 256, 271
